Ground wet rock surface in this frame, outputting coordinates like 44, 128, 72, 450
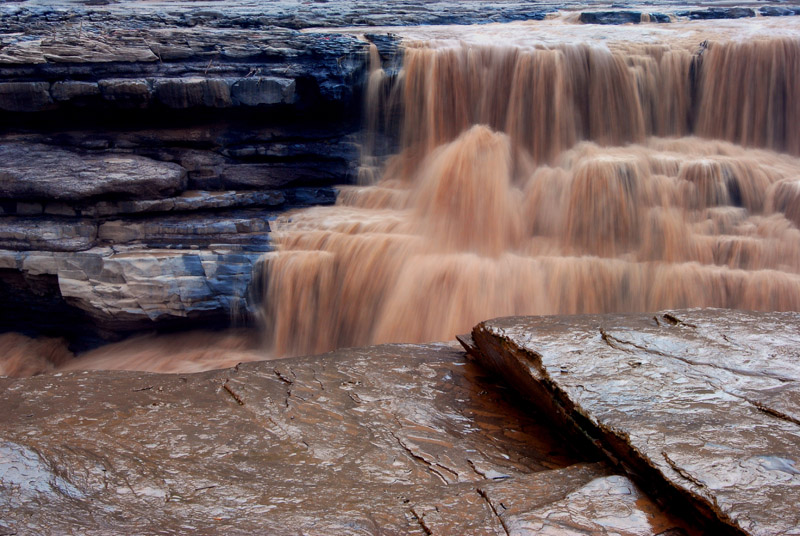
0, 343, 696, 535
468, 309, 800, 536
0, 243, 269, 335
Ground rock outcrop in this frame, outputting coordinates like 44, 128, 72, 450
465, 309, 800, 536
0, 1, 387, 339
0, 342, 697, 535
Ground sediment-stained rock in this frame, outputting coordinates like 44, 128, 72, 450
468, 309, 800, 536
0, 344, 695, 535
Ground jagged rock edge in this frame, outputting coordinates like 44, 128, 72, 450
466, 319, 747, 536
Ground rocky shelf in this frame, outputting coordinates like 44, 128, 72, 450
464, 309, 800, 536
3, 309, 797, 534
1, 342, 699, 535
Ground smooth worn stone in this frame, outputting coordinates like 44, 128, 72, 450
469, 309, 800, 536
0, 143, 187, 202
0, 344, 693, 535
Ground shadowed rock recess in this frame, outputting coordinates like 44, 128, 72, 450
465, 309, 800, 536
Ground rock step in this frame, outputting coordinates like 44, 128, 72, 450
0, 23, 376, 113
468, 309, 800, 536
0, 209, 278, 251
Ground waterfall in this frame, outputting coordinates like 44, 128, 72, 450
261, 33, 800, 356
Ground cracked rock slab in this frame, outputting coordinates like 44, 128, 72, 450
469, 309, 800, 536
0, 344, 692, 535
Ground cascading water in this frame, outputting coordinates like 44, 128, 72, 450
7, 17, 799, 376
261, 24, 800, 357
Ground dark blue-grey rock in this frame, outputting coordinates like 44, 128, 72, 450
50, 80, 101, 102
98, 78, 152, 107
681, 7, 756, 20
0, 143, 187, 202
580, 11, 643, 24
758, 6, 800, 17
229, 77, 296, 106
153, 78, 232, 108
0, 81, 52, 111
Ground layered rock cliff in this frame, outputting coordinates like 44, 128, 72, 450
0, 2, 390, 341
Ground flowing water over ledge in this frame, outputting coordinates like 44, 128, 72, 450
3, 15, 800, 374
261, 18, 800, 357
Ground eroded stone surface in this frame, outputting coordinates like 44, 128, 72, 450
0, 143, 187, 202
470, 309, 800, 536
0, 245, 268, 332
0, 343, 698, 535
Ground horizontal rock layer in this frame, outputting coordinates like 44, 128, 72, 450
0, 343, 696, 534
467, 309, 800, 536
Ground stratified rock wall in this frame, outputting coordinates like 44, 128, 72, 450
0, 2, 397, 338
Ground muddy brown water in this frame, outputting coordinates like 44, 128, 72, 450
261, 21, 800, 357
3, 16, 800, 375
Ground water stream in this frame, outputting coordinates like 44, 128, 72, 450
261, 21, 800, 356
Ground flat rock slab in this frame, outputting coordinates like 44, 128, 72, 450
0, 143, 186, 202
0, 344, 694, 535
469, 309, 800, 536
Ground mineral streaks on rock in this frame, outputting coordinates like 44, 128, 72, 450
0, 344, 694, 535
0, 246, 265, 331
469, 309, 800, 536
